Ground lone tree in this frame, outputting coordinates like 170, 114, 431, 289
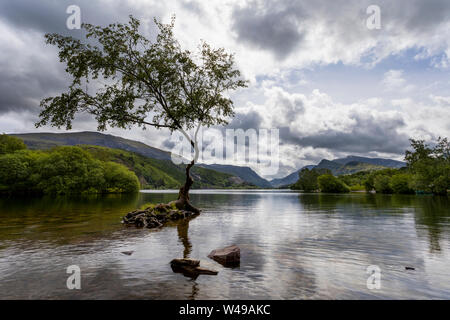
36, 16, 247, 213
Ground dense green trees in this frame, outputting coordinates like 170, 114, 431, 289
0, 143, 139, 195
0, 134, 26, 154
291, 168, 331, 192
390, 174, 414, 194
317, 174, 350, 193
405, 137, 449, 195
291, 138, 449, 195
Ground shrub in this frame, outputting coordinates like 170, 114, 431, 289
318, 174, 350, 193
374, 175, 393, 194
0, 134, 26, 154
390, 174, 414, 194
0, 146, 139, 195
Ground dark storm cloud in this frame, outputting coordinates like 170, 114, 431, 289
0, 0, 165, 115
226, 110, 263, 130
384, 0, 450, 33
231, 0, 450, 60
0, 0, 139, 35
231, 1, 305, 59
280, 112, 410, 154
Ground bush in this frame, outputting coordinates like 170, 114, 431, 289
432, 175, 449, 195
374, 175, 393, 194
0, 146, 139, 195
390, 174, 414, 194
0, 134, 26, 154
349, 184, 365, 191
318, 174, 350, 193
291, 168, 331, 191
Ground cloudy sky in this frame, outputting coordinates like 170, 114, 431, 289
0, 0, 449, 178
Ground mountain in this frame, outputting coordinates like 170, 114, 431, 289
272, 155, 406, 187
80, 145, 249, 189
199, 164, 272, 188
315, 160, 388, 175
332, 155, 405, 168
12, 131, 262, 188
11, 131, 172, 160
270, 165, 315, 188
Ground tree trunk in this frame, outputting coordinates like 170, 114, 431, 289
173, 159, 200, 214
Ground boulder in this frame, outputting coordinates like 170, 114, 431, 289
170, 258, 218, 279
208, 245, 240, 267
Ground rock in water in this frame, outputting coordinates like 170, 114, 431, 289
121, 251, 134, 256
122, 203, 199, 229
170, 258, 218, 279
208, 245, 240, 267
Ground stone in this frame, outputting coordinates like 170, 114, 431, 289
170, 258, 218, 279
121, 251, 134, 256
208, 245, 240, 267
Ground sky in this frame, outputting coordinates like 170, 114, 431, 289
0, 0, 449, 179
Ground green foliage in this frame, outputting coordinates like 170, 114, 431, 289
291, 168, 331, 191
390, 173, 414, 194
36, 16, 246, 134
363, 168, 398, 192
0, 134, 27, 154
318, 174, 350, 193
405, 137, 449, 195
79, 145, 246, 189
373, 175, 393, 194
349, 184, 365, 191
0, 145, 139, 195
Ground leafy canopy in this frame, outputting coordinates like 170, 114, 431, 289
36, 16, 247, 135
0, 134, 26, 154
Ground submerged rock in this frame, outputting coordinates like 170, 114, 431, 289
121, 251, 134, 256
170, 258, 218, 279
122, 203, 199, 229
208, 245, 240, 267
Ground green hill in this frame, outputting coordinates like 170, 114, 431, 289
79, 145, 252, 189
12, 131, 265, 187
315, 160, 388, 175
199, 164, 272, 188
11, 131, 172, 160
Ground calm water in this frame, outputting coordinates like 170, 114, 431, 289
0, 190, 449, 299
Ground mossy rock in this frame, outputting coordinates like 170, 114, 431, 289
122, 202, 199, 229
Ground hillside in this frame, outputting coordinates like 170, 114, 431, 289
333, 155, 405, 168
13, 132, 267, 187
11, 131, 172, 160
79, 145, 253, 189
272, 155, 405, 187
199, 164, 272, 188
270, 165, 315, 188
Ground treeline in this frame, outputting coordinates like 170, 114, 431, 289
0, 135, 139, 195
291, 138, 449, 195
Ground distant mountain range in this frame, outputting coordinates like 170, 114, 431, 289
12, 131, 406, 189
270, 156, 406, 188
12, 132, 270, 188
12, 131, 172, 160
198, 164, 273, 188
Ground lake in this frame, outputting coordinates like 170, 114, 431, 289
0, 190, 449, 299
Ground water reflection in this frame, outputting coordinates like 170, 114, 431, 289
0, 191, 449, 299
